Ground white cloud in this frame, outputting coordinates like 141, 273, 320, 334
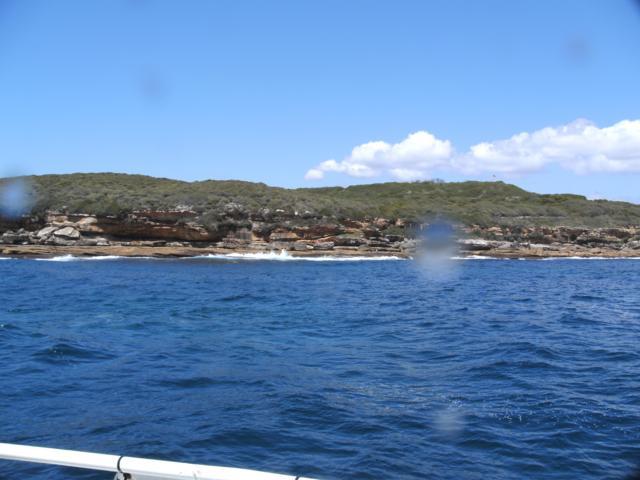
303, 168, 324, 180
305, 131, 453, 181
456, 119, 640, 175
305, 119, 640, 180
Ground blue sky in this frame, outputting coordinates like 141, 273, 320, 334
1, 1, 640, 201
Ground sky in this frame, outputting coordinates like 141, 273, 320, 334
1, 0, 640, 201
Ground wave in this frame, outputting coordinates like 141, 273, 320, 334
33, 342, 115, 364
453, 255, 640, 261
540, 256, 640, 261
30, 250, 403, 262
24, 252, 640, 262
450, 255, 508, 261
193, 250, 404, 262
35, 255, 155, 262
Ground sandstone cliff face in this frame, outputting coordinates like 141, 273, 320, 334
0, 206, 410, 254
91, 216, 215, 242
2, 205, 640, 256
463, 225, 640, 248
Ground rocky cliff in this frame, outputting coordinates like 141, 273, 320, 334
0, 207, 414, 255
2, 206, 640, 258
2, 173, 640, 258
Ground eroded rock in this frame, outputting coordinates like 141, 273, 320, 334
269, 231, 299, 242
53, 227, 80, 239
37, 226, 58, 238
313, 241, 335, 250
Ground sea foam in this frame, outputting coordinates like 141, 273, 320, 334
35, 255, 154, 262
25, 252, 640, 262
450, 255, 499, 260
540, 256, 640, 261
194, 249, 404, 262
32, 250, 404, 262
452, 255, 640, 261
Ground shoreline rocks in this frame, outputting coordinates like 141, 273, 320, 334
2, 208, 640, 259
1, 242, 639, 259
0, 244, 410, 259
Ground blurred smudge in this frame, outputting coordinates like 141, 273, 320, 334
413, 219, 460, 280
0, 178, 33, 219
138, 68, 170, 104
433, 406, 466, 439
565, 35, 590, 66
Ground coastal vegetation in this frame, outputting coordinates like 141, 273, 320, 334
3, 172, 640, 228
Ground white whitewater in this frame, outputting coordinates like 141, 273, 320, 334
31, 250, 403, 262
21, 252, 640, 262
196, 249, 404, 262
35, 255, 155, 262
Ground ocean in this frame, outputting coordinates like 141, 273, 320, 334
1, 255, 639, 479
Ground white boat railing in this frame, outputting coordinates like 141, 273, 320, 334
0, 443, 319, 480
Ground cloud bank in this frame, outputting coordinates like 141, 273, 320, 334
305, 119, 640, 181
305, 131, 452, 181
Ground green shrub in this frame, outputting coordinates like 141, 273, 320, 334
5, 173, 640, 228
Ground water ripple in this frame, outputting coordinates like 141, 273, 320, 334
1, 259, 640, 479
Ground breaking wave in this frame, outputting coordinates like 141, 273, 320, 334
31, 251, 404, 262
452, 255, 640, 261
35, 255, 154, 262
540, 256, 640, 261
195, 250, 404, 262
450, 255, 501, 260
24, 252, 640, 263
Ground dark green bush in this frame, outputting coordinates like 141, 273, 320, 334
4, 173, 640, 228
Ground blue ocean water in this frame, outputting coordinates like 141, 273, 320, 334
1, 256, 639, 479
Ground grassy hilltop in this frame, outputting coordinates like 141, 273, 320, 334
4, 173, 640, 228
